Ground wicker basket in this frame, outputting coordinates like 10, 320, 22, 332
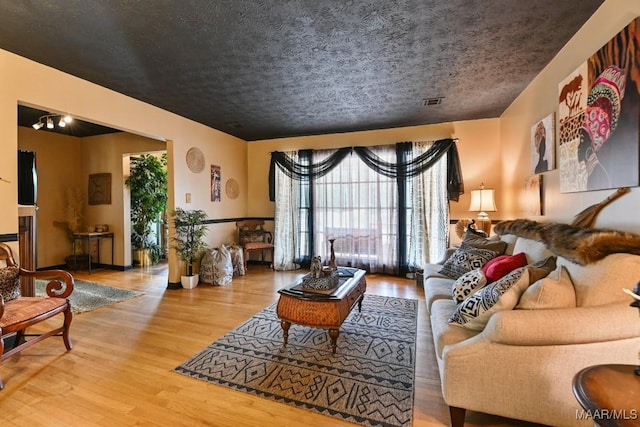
301, 271, 339, 290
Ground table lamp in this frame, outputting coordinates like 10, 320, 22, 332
468, 183, 496, 235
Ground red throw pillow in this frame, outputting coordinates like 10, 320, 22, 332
482, 252, 528, 283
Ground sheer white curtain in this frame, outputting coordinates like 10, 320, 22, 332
313, 146, 398, 274
407, 141, 449, 267
273, 151, 301, 271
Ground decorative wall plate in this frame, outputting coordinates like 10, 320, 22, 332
185, 147, 205, 173
225, 178, 239, 199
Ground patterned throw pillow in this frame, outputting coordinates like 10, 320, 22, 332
462, 232, 508, 254
0, 265, 21, 302
449, 266, 531, 330
452, 269, 487, 304
439, 243, 499, 279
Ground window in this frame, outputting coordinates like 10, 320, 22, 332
272, 140, 456, 274
313, 146, 398, 273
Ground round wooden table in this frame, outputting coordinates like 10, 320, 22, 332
573, 364, 640, 427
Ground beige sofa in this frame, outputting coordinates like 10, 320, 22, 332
424, 220, 640, 427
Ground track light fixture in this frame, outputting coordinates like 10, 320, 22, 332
32, 113, 73, 131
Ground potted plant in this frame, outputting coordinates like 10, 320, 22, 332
125, 153, 168, 266
170, 208, 209, 288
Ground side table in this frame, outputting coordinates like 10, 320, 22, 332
71, 231, 115, 274
573, 364, 640, 427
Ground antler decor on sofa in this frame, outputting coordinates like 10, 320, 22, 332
493, 219, 640, 265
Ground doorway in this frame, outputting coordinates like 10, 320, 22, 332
17, 103, 167, 270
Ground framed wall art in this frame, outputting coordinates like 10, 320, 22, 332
558, 17, 640, 193
211, 165, 221, 202
88, 173, 111, 205
531, 113, 555, 174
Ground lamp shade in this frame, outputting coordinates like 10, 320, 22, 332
469, 188, 496, 213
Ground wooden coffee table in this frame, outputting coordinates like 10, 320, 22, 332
276, 268, 366, 353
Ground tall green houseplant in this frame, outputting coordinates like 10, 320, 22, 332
170, 208, 209, 276
125, 154, 168, 264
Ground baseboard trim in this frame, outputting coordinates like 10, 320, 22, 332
203, 216, 274, 225
0, 233, 18, 243
167, 281, 182, 290
38, 263, 129, 272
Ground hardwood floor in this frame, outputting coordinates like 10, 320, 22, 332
1, 264, 541, 426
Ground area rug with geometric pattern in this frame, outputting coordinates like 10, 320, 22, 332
175, 294, 417, 427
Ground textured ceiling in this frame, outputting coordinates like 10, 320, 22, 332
1, 1, 603, 141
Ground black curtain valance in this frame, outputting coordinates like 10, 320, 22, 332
269, 138, 464, 201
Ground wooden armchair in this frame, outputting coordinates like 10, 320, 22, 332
0, 242, 74, 389
236, 220, 274, 271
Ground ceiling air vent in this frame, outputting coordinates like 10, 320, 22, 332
226, 121, 243, 129
422, 97, 443, 106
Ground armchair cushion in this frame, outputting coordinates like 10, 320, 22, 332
243, 242, 274, 251
0, 297, 68, 328
239, 229, 267, 244
0, 265, 20, 302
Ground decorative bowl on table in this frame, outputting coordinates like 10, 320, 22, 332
301, 271, 339, 290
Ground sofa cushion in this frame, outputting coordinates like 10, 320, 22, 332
425, 276, 455, 313
439, 243, 499, 279
452, 269, 487, 304
430, 299, 479, 359
517, 265, 576, 309
462, 232, 508, 254
482, 252, 528, 283
498, 234, 518, 255
513, 237, 553, 264
423, 263, 448, 281
449, 266, 531, 331
0, 265, 21, 302
558, 253, 640, 307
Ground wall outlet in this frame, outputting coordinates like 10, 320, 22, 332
186, 193, 191, 203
